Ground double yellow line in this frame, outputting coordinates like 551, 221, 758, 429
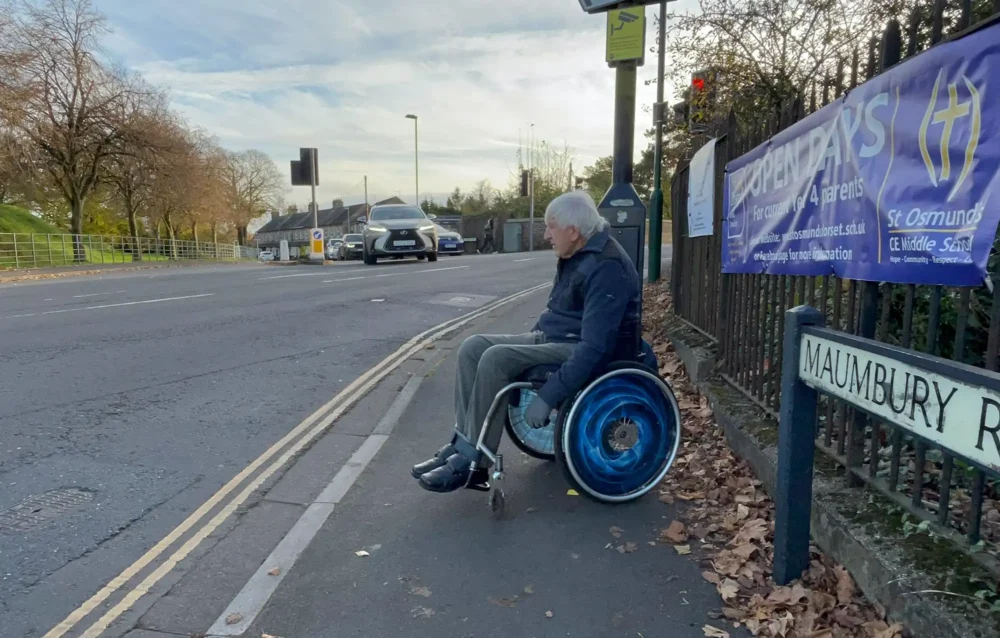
46, 282, 551, 638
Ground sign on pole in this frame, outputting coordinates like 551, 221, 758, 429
605, 7, 645, 65
686, 138, 716, 237
311, 228, 324, 257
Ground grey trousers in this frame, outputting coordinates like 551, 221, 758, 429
453, 332, 576, 464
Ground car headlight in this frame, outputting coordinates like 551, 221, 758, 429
418, 224, 435, 232
367, 224, 388, 233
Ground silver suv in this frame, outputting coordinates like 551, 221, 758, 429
360, 204, 438, 265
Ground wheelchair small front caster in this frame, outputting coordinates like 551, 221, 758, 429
489, 487, 506, 519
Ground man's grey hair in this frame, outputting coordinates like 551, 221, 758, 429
544, 190, 609, 239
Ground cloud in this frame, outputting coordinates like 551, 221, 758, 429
94, 0, 681, 207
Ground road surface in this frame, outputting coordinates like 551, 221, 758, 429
0, 245, 686, 638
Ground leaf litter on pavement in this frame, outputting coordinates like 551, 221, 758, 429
642, 283, 909, 638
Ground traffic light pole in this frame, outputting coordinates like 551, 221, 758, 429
648, 2, 667, 283
611, 61, 637, 184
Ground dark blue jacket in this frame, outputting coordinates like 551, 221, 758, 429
533, 227, 641, 406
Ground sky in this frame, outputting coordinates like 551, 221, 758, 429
93, 0, 691, 209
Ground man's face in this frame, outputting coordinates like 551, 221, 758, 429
544, 219, 582, 258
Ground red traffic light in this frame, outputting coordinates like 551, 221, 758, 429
692, 77, 705, 91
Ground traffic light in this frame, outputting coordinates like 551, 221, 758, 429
290, 148, 319, 186
689, 68, 717, 133
671, 100, 689, 128
520, 169, 530, 197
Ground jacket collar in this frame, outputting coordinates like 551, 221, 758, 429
567, 227, 609, 260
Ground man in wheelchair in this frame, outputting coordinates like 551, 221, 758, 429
413, 190, 643, 493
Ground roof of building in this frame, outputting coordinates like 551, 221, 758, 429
256, 196, 405, 234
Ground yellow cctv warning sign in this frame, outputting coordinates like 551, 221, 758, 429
606, 7, 645, 65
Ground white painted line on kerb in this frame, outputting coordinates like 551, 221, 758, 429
46, 281, 551, 638
1, 294, 213, 320
206, 375, 424, 636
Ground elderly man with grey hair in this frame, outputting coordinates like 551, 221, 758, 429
413, 190, 642, 493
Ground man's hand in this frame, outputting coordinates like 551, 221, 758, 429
524, 396, 551, 429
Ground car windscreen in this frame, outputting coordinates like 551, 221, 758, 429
370, 207, 426, 221
344, 234, 362, 242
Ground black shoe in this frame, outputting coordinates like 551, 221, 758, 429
411, 444, 457, 479
464, 468, 490, 492
418, 453, 472, 493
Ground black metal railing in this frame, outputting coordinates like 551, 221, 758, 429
671, 0, 1000, 566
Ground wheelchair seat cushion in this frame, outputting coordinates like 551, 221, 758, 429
519, 363, 562, 383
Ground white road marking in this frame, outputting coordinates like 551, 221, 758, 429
258, 271, 332, 281
47, 282, 551, 638
375, 265, 469, 278
72, 292, 109, 299
2, 294, 213, 320
206, 376, 423, 636
514, 258, 536, 262
321, 276, 367, 284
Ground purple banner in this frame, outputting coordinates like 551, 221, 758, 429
722, 23, 1000, 286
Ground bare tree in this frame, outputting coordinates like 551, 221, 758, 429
0, 0, 152, 259
223, 149, 285, 245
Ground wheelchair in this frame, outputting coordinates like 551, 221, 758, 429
470, 352, 682, 519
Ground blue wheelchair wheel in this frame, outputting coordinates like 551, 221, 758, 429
555, 365, 681, 503
504, 388, 557, 461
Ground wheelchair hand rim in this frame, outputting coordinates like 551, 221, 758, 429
561, 368, 681, 502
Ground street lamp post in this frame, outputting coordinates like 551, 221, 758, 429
405, 114, 419, 206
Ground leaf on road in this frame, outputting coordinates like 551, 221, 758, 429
225, 613, 242, 625
658, 492, 675, 504
662, 520, 688, 543
624, 542, 638, 553
674, 544, 692, 555
677, 491, 707, 501
702, 571, 721, 584
718, 578, 740, 601
410, 586, 432, 597
488, 596, 519, 608
694, 406, 715, 419
266, 567, 281, 576
262, 634, 283, 638
874, 623, 905, 638
732, 543, 757, 560
523, 584, 534, 594
702, 626, 730, 638
610, 525, 624, 538
355, 550, 370, 557
545, 610, 554, 618
411, 606, 435, 619
566, 489, 579, 496
736, 504, 750, 520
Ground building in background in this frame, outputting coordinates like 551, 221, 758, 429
253, 197, 405, 251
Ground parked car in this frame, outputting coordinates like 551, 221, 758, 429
338, 234, 363, 260
360, 205, 437, 265
258, 249, 275, 262
435, 225, 465, 255
326, 239, 343, 260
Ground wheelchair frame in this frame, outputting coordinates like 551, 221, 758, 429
469, 363, 681, 518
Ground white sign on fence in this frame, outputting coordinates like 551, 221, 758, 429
686, 138, 716, 238
799, 332, 1000, 472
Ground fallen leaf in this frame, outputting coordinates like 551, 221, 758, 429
694, 406, 715, 419
674, 544, 692, 555
624, 542, 638, 553
410, 586, 432, 597
488, 596, 519, 608
523, 584, 534, 594
225, 613, 242, 625
411, 606, 435, 619
648, 541, 657, 546
834, 565, 855, 604
355, 550, 370, 557
677, 491, 707, 501
616, 545, 626, 554
702, 571, 721, 584
262, 634, 283, 638
566, 489, 579, 496
721, 607, 744, 621
702, 626, 730, 638
718, 579, 739, 601
266, 567, 281, 576
663, 520, 688, 544
874, 623, 905, 638
610, 525, 624, 538
732, 543, 757, 560
545, 610, 554, 618
658, 492, 675, 504
736, 504, 750, 520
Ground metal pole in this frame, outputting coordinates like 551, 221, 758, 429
612, 63, 637, 184
648, 2, 667, 283
311, 149, 318, 230
414, 118, 419, 205
529, 123, 534, 252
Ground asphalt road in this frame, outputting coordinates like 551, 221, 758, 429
0, 244, 674, 637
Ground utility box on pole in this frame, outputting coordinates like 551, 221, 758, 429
598, 183, 646, 278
